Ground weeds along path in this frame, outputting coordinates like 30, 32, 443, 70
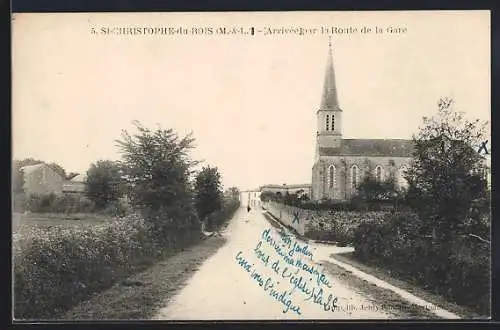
59, 234, 227, 320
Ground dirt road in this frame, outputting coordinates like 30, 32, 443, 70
153, 207, 425, 320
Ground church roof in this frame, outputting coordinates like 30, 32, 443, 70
319, 139, 414, 157
319, 40, 341, 111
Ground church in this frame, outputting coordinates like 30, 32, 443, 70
311, 42, 414, 201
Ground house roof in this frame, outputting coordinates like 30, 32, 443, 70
319, 139, 414, 157
19, 163, 45, 173
70, 174, 87, 182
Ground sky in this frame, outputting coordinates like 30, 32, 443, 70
12, 11, 490, 191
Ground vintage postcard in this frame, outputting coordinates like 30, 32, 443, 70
12, 11, 491, 321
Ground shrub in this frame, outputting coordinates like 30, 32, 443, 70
352, 211, 490, 315
98, 198, 131, 217
25, 193, 97, 214
210, 199, 240, 231
85, 160, 125, 209
304, 209, 389, 245
299, 199, 396, 212
13, 213, 165, 319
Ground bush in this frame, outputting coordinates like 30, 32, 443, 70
299, 199, 396, 212
98, 199, 131, 217
25, 193, 97, 214
352, 211, 490, 315
11, 209, 206, 320
209, 199, 240, 231
304, 209, 389, 245
13, 213, 163, 319
139, 205, 202, 248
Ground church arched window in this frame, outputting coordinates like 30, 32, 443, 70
328, 165, 336, 188
331, 114, 335, 131
399, 165, 408, 189
375, 165, 384, 182
326, 115, 330, 131
351, 165, 359, 190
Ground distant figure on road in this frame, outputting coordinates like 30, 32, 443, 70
247, 205, 251, 212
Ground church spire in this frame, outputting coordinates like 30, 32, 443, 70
320, 37, 340, 111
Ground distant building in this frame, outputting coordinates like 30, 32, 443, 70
240, 190, 261, 208
20, 163, 65, 196
62, 173, 87, 195
260, 184, 312, 197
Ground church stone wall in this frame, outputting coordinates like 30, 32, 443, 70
263, 201, 390, 243
312, 156, 412, 201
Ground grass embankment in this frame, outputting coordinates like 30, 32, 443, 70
59, 235, 226, 320
13, 213, 202, 320
14, 202, 240, 320
329, 252, 486, 319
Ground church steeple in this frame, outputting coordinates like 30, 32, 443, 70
320, 37, 341, 111
315, 38, 343, 154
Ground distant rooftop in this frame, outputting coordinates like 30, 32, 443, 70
19, 163, 45, 173
70, 174, 87, 182
261, 183, 311, 189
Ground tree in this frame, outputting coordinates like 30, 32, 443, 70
115, 121, 199, 235
225, 187, 240, 202
85, 160, 124, 208
47, 163, 67, 180
260, 191, 275, 202
354, 173, 399, 203
405, 97, 489, 241
194, 166, 223, 225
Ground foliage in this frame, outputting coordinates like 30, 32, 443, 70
85, 160, 125, 209
22, 193, 131, 217
305, 210, 386, 245
47, 163, 67, 180
25, 193, 96, 214
225, 187, 240, 201
115, 121, 198, 213
261, 190, 310, 206
260, 191, 276, 202
352, 211, 490, 315
405, 97, 489, 242
13, 214, 165, 319
115, 121, 201, 243
353, 173, 399, 202
194, 166, 223, 222
207, 199, 241, 231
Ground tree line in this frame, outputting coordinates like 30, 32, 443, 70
13, 121, 240, 233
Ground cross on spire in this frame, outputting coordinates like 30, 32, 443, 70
320, 37, 340, 111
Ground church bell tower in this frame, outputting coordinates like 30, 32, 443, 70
316, 38, 343, 155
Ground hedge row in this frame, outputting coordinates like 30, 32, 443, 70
14, 199, 241, 320
207, 199, 240, 231
352, 212, 490, 316
305, 210, 389, 245
16, 193, 130, 217
13, 212, 199, 320
264, 201, 388, 245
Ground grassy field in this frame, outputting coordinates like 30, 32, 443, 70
12, 212, 113, 249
